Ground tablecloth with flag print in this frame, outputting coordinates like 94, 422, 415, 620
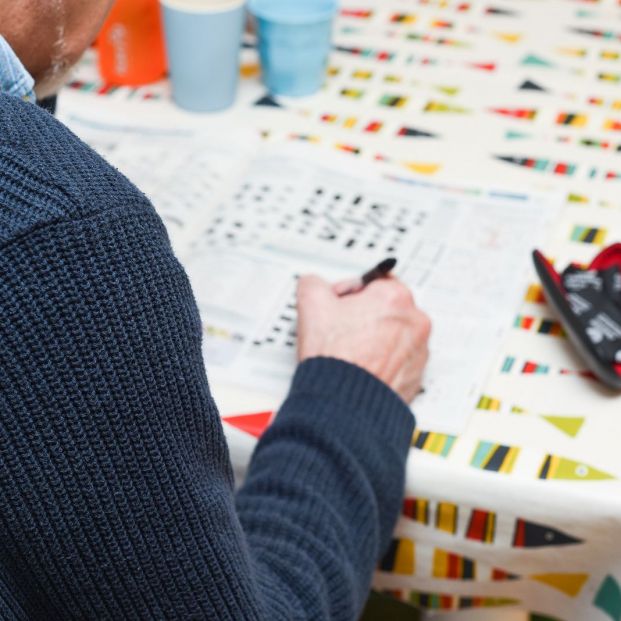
59, 1, 621, 619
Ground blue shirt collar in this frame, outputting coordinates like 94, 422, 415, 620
0, 35, 36, 102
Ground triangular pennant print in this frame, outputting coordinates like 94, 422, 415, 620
512, 518, 583, 548
398, 126, 437, 138
222, 411, 274, 438
495, 32, 522, 43
403, 161, 442, 175
469, 62, 496, 72
522, 54, 555, 68
540, 415, 585, 437
506, 130, 533, 140
254, 93, 283, 108
530, 573, 588, 597
435, 85, 460, 96
424, 101, 470, 113
538, 455, 616, 480
490, 107, 537, 120
519, 79, 547, 92
486, 7, 517, 16
594, 575, 621, 621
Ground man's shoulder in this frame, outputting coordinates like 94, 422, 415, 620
0, 94, 150, 247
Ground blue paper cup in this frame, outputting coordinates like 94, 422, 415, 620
161, 0, 245, 112
248, 0, 337, 97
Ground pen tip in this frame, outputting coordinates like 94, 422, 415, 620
379, 257, 397, 272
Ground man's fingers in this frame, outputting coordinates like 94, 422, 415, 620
297, 274, 335, 305
332, 278, 363, 296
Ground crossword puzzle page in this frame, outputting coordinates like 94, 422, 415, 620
63, 116, 557, 433
182, 143, 557, 433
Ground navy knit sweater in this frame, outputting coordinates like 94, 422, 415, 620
0, 93, 415, 620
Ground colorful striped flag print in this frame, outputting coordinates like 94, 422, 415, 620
412, 430, 457, 457
432, 549, 476, 579
514, 315, 565, 337
539, 455, 616, 480
471, 441, 520, 473
380, 537, 416, 574
424, 100, 470, 113
570, 225, 607, 245
496, 155, 577, 176
466, 509, 496, 543
557, 112, 588, 127
435, 502, 459, 534
408, 591, 518, 610
403, 497, 430, 524
379, 94, 408, 107
513, 518, 583, 548
491, 108, 537, 120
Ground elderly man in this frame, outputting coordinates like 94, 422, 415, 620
0, 2, 431, 619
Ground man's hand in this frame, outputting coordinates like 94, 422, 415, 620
297, 275, 431, 404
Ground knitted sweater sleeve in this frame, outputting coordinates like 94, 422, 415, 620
0, 97, 415, 621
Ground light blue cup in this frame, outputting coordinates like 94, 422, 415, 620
161, 0, 245, 112
248, 0, 337, 97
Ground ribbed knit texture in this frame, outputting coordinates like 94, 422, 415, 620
0, 94, 415, 620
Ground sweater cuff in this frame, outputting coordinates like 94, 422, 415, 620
282, 357, 415, 456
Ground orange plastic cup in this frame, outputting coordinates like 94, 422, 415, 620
98, 0, 167, 86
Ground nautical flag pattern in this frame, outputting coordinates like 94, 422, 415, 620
432, 549, 476, 579
335, 143, 361, 155
391, 12, 417, 24
340, 88, 364, 100
496, 155, 577, 176
379, 94, 408, 107
68, 79, 164, 101
407, 591, 519, 610
521, 360, 549, 374
405, 33, 470, 48
491, 107, 537, 120
590, 98, 621, 111
530, 573, 589, 597
412, 430, 457, 457
65, 2, 621, 617
424, 100, 470, 113
594, 575, 621, 621
403, 497, 430, 524
352, 69, 373, 80
525, 283, 546, 303
539, 455, 616, 481
477, 394, 502, 410
604, 119, 621, 131
513, 518, 583, 548
557, 112, 588, 127
570, 225, 607, 245
466, 509, 496, 543
397, 126, 437, 138
541, 415, 585, 437
334, 45, 395, 62
341, 8, 373, 18
222, 411, 273, 438
471, 441, 520, 473
432, 549, 518, 581
435, 502, 459, 534
402, 161, 441, 175
572, 27, 621, 42
514, 315, 565, 337
379, 538, 415, 574
578, 137, 621, 151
